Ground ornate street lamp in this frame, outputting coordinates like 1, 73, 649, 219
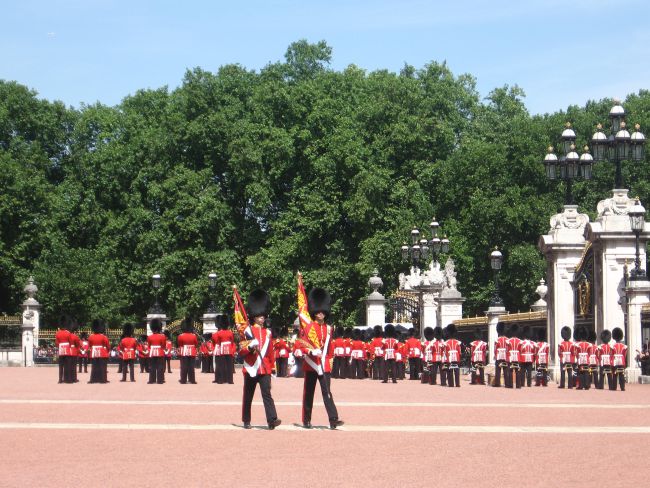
401, 219, 451, 271
489, 248, 504, 307
590, 102, 646, 189
542, 123, 593, 205
207, 271, 218, 313
149, 273, 163, 314
628, 198, 646, 280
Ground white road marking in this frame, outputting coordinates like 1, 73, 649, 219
0, 399, 648, 409
0, 422, 648, 434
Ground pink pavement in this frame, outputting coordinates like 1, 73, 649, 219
1, 364, 648, 487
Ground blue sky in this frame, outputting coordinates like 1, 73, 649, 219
3, 0, 649, 115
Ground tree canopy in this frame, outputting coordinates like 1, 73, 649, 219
1, 40, 648, 327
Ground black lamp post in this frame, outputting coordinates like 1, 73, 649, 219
149, 273, 163, 314
207, 271, 218, 313
489, 248, 504, 307
543, 123, 593, 205
629, 198, 646, 280
590, 102, 646, 189
401, 219, 451, 271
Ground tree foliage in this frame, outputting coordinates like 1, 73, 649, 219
1, 42, 648, 327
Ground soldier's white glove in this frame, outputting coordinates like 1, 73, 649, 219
248, 339, 259, 350
310, 349, 322, 357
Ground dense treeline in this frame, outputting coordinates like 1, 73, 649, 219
1, 41, 649, 327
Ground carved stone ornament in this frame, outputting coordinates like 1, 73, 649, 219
597, 189, 633, 218
422, 293, 437, 306
425, 261, 446, 287
549, 206, 589, 231
443, 257, 458, 290
368, 269, 383, 293
23, 310, 34, 320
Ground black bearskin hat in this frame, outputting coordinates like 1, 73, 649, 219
352, 328, 361, 340
522, 325, 531, 341
122, 323, 134, 338
600, 329, 612, 344
344, 328, 352, 339
373, 325, 383, 338
384, 323, 396, 338
536, 329, 546, 342
215, 314, 230, 330
423, 327, 434, 341
150, 318, 162, 334
203, 333, 212, 341
433, 326, 442, 340
473, 329, 482, 341
612, 327, 624, 342
336, 326, 345, 339
496, 322, 506, 337
587, 328, 596, 343
307, 288, 332, 319
441, 326, 449, 341
91, 319, 104, 334
560, 326, 571, 341
247, 289, 271, 318
446, 324, 457, 339
181, 317, 194, 334
508, 324, 519, 339
573, 326, 582, 342
80, 332, 88, 340
59, 314, 71, 331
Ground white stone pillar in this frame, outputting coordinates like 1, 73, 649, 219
539, 205, 589, 368
21, 277, 40, 346
486, 306, 506, 365
201, 313, 218, 336
365, 270, 387, 327
625, 278, 650, 382
439, 289, 464, 329
21, 321, 35, 367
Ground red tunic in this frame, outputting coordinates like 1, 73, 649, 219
177, 333, 198, 357
119, 337, 138, 360
273, 339, 290, 359
298, 322, 333, 374
147, 333, 167, 358
507, 337, 521, 363
406, 337, 423, 358
588, 343, 599, 367
575, 341, 591, 366
431, 340, 445, 362
239, 326, 274, 376
88, 333, 110, 358
382, 338, 399, 360
519, 339, 536, 363
494, 336, 508, 361
68, 333, 80, 357
79, 340, 89, 358
470, 340, 487, 363
612, 343, 628, 368
55, 329, 71, 356
369, 337, 385, 358
213, 330, 235, 356
350, 340, 365, 359
332, 337, 345, 357
599, 344, 613, 367
558, 340, 575, 364
165, 340, 173, 357
445, 339, 462, 363
536, 342, 550, 365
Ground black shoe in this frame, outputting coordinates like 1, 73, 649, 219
179, 381, 186, 384
190, 381, 197, 384
243, 422, 252, 429
381, 380, 387, 383
120, 379, 126, 382
147, 381, 154, 384
329, 420, 344, 430
268, 419, 281, 430
302, 421, 312, 429
212, 380, 218, 383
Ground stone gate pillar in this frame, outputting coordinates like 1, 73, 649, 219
625, 278, 650, 382
486, 306, 506, 365
365, 269, 387, 327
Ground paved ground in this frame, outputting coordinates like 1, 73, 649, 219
1, 364, 648, 487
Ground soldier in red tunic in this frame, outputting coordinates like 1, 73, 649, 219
88, 319, 110, 384
369, 325, 385, 381
137, 335, 149, 373
535, 330, 550, 387
177, 318, 198, 384
469, 330, 487, 385
506, 324, 522, 389
519, 326, 537, 387
119, 323, 137, 382
213, 314, 235, 384
597, 329, 614, 390
147, 319, 166, 384
587, 329, 600, 388
406, 329, 423, 380
68, 321, 80, 383
240, 289, 281, 430
444, 324, 462, 387
574, 327, 592, 390
199, 335, 209, 373
273, 328, 290, 378
611, 327, 627, 391
350, 328, 366, 379
493, 323, 508, 387
430, 326, 445, 386
55, 315, 72, 384
164, 330, 173, 374
558, 326, 575, 389
331, 327, 346, 379
297, 288, 343, 429
78, 332, 89, 374
382, 324, 399, 383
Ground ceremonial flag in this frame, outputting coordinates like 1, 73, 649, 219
232, 285, 252, 340
297, 272, 320, 349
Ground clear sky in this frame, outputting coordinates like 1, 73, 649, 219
3, 0, 649, 115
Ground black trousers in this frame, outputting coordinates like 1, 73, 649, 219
122, 359, 135, 381
148, 357, 165, 384
331, 356, 343, 378
78, 356, 88, 373
165, 357, 172, 373
470, 363, 485, 384
429, 362, 442, 385
215, 355, 234, 384
447, 363, 460, 387
440, 364, 448, 386
351, 358, 365, 379
521, 362, 533, 387
302, 371, 339, 424
506, 363, 522, 388
90, 357, 107, 383
559, 364, 575, 388
140, 357, 149, 373
373, 357, 384, 380
598, 367, 613, 389
535, 365, 548, 386
275, 357, 288, 377
383, 358, 397, 383
493, 360, 507, 387
408, 358, 421, 380
293, 358, 304, 378
611, 368, 626, 391
117, 358, 123, 373
589, 368, 599, 389
179, 356, 196, 384
242, 374, 278, 424
577, 367, 591, 390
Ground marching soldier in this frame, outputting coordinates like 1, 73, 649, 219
611, 327, 627, 391
68, 321, 80, 383
430, 326, 444, 386
535, 329, 550, 387
519, 326, 536, 387
506, 324, 522, 389
558, 326, 575, 389
369, 325, 385, 381
444, 324, 462, 387
177, 318, 198, 384
273, 328, 290, 378
469, 330, 487, 385
137, 335, 149, 373
55, 315, 72, 384
147, 319, 166, 384
575, 327, 592, 390
587, 329, 600, 389
88, 319, 110, 384
164, 330, 173, 374
382, 324, 399, 383
119, 323, 137, 382
240, 289, 281, 430
212, 314, 235, 384
493, 323, 508, 387
406, 329, 423, 380
421, 327, 434, 384
597, 329, 614, 390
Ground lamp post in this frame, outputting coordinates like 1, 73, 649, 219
543, 123, 593, 205
629, 198, 646, 280
590, 102, 646, 189
400, 219, 451, 271
207, 271, 218, 313
149, 273, 163, 314
489, 248, 504, 308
